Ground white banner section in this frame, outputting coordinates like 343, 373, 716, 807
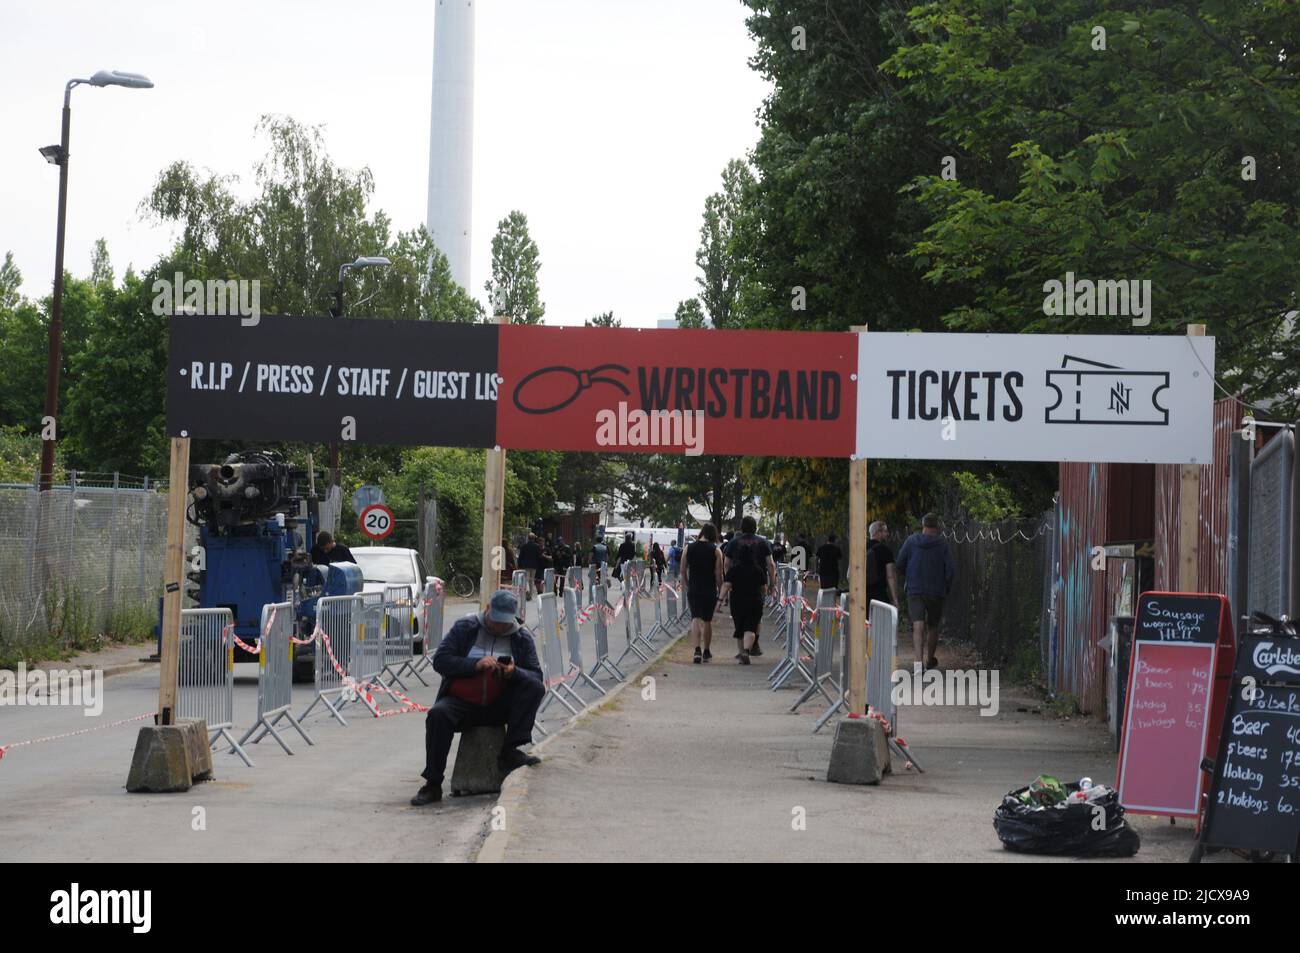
855, 333, 1215, 464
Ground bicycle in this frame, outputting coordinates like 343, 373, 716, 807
445, 561, 477, 600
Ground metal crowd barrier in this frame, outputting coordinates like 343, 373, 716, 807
589, 583, 626, 681
562, 585, 606, 695
814, 594, 851, 732
380, 584, 423, 690
770, 580, 807, 689
412, 577, 445, 677
586, 562, 599, 606
240, 601, 314, 756
177, 607, 249, 767
867, 599, 900, 731
537, 592, 584, 720
511, 569, 531, 625
791, 592, 840, 713
616, 577, 655, 667
300, 593, 362, 725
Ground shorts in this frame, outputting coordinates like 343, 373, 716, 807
687, 592, 716, 622
908, 593, 944, 624
730, 597, 764, 637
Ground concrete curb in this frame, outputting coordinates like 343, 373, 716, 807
474, 628, 687, 863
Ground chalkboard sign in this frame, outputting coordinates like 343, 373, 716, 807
1196, 635, 1300, 858
1116, 592, 1232, 818
1132, 593, 1221, 644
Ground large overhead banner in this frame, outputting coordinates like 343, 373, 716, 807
166, 316, 859, 457
168, 317, 1214, 464
854, 333, 1216, 464
496, 325, 857, 457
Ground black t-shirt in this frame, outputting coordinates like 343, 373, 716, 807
312, 543, 356, 565
617, 541, 636, 563
518, 541, 542, 570
816, 542, 842, 580
685, 540, 718, 596
866, 540, 895, 602
724, 532, 772, 568
725, 561, 766, 605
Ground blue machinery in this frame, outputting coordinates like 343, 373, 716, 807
165, 450, 362, 681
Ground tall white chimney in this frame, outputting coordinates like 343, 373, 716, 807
427, 0, 475, 292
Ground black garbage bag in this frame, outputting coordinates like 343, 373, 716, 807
993, 783, 1141, 857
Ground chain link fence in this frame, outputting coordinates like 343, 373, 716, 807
935, 515, 1054, 672
0, 472, 169, 662
879, 515, 1054, 675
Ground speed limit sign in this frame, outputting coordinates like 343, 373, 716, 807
359, 503, 395, 541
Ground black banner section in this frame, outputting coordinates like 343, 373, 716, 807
167, 315, 499, 447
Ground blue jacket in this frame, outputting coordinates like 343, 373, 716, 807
433, 614, 544, 701
895, 532, 954, 596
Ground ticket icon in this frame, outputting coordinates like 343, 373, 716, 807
1045, 356, 1170, 425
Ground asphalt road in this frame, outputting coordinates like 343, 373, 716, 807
0, 582, 666, 862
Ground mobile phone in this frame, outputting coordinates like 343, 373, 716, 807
497, 655, 513, 665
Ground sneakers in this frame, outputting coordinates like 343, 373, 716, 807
498, 746, 542, 776
738, 651, 751, 665
702, 649, 712, 663
749, 643, 763, 657
693, 647, 702, 664
410, 784, 442, 806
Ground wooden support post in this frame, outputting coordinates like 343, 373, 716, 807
157, 436, 191, 726
480, 312, 510, 612
1178, 324, 1206, 592
848, 324, 869, 716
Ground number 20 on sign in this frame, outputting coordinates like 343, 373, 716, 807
359, 503, 395, 541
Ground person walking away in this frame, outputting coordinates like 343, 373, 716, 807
683, 523, 723, 663
592, 536, 609, 585
771, 535, 787, 565
894, 513, 954, 670
518, 533, 543, 601
650, 542, 666, 587
667, 540, 681, 581
816, 534, 842, 592
553, 537, 572, 595
866, 521, 901, 607
723, 516, 776, 656
411, 589, 543, 805
720, 537, 766, 664
615, 532, 636, 584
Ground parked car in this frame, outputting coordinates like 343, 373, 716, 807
349, 546, 432, 648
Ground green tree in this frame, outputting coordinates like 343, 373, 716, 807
696, 159, 755, 329
585, 310, 620, 328
484, 210, 545, 324
886, 0, 1300, 403
673, 297, 707, 328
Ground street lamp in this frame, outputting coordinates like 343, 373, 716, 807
329, 256, 391, 486
329, 256, 391, 317
38, 69, 153, 491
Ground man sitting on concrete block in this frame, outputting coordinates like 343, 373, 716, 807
411, 589, 544, 806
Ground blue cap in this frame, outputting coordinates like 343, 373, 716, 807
487, 588, 520, 624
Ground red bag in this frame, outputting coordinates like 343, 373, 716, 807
447, 669, 504, 706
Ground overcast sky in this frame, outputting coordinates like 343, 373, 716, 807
0, 0, 769, 326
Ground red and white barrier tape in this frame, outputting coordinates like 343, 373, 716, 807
0, 711, 156, 763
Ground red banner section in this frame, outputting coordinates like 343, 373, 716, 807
495, 325, 858, 457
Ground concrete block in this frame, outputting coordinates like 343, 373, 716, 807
826, 716, 891, 785
126, 726, 193, 793
450, 725, 506, 796
178, 718, 213, 781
